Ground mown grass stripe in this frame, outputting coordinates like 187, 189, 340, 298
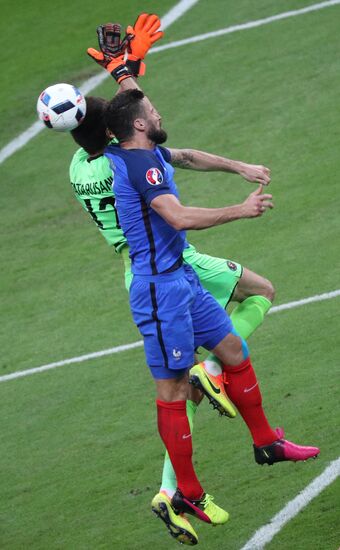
1, 289, 338, 383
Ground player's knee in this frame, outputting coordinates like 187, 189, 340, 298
261, 277, 275, 302
155, 371, 189, 401
235, 269, 275, 302
232, 330, 249, 362
218, 332, 248, 366
227, 347, 246, 366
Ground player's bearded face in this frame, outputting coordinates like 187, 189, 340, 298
146, 121, 168, 144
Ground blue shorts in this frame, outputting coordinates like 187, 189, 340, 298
129, 265, 233, 379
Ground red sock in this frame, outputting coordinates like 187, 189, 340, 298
157, 399, 203, 499
222, 358, 277, 447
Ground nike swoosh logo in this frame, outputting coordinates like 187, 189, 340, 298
182, 434, 192, 439
204, 373, 221, 394
244, 382, 258, 393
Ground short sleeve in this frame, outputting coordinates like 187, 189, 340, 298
129, 153, 172, 206
157, 146, 172, 163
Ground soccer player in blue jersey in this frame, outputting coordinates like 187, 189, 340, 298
103, 88, 320, 532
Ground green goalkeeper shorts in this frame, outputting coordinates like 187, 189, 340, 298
121, 243, 243, 309
182, 243, 243, 309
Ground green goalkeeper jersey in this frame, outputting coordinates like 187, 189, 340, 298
69, 144, 127, 253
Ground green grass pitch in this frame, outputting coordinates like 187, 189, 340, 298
0, 1, 339, 548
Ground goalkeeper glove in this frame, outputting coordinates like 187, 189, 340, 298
125, 13, 163, 76
87, 23, 133, 83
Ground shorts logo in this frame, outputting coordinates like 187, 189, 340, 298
146, 167, 163, 185
172, 348, 182, 360
227, 261, 237, 271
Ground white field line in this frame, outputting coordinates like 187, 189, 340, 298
151, 0, 340, 54
241, 457, 340, 550
269, 288, 340, 313
160, 0, 200, 30
0, 340, 144, 383
1, 0, 340, 165
0, 0, 200, 165
0, 289, 339, 384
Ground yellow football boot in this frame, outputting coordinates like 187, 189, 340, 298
189, 362, 236, 418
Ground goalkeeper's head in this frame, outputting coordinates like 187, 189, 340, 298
71, 96, 110, 155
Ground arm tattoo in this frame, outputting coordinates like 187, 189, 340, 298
171, 149, 195, 169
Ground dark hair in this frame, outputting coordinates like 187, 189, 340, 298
105, 89, 145, 142
71, 96, 109, 154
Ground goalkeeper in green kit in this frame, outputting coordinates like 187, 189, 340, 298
61, 13, 317, 546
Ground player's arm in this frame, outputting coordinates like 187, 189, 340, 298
150, 185, 273, 231
118, 77, 141, 92
168, 148, 271, 185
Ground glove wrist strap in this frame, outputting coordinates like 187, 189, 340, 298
126, 58, 146, 77
110, 64, 133, 83
126, 58, 141, 77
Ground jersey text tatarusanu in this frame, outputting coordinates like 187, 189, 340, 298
71, 176, 113, 197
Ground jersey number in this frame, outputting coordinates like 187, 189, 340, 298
84, 197, 121, 229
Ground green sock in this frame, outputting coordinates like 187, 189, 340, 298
159, 400, 198, 495
230, 295, 272, 340
204, 295, 272, 369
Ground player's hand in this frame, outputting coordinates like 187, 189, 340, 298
97, 23, 131, 57
241, 185, 274, 217
238, 162, 271, 185
87, 23, 133, 83
126, 13, 163, 60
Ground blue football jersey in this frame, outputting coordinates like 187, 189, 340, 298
104, 144, 186, 275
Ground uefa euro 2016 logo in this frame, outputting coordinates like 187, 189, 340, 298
146, 167, 163, 185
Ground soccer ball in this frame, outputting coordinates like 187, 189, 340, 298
36, 83, 86, 132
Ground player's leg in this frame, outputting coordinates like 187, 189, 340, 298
229, 267, 274, 339
123, 251, 207, 497
125, 261, 208, 539
184, 246, 240, 414
156, 374, 204, 500
212, 330, 278, 446
190, 268, 319, 465
130, 273, 229, 532
151, 375, 200, 544
212, 331, 320, 463
184, 246, 274, 412
157, 367, 205, 517
189, 271, 275, 447
156, 374, 229, 527
200, 267, 274, 402
123, 253, 200, 499
129, 275, 199, 543
159, 398, 198, 498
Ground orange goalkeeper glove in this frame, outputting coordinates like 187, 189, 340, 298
87, 23, 133, 83
125, 13, 164, 75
